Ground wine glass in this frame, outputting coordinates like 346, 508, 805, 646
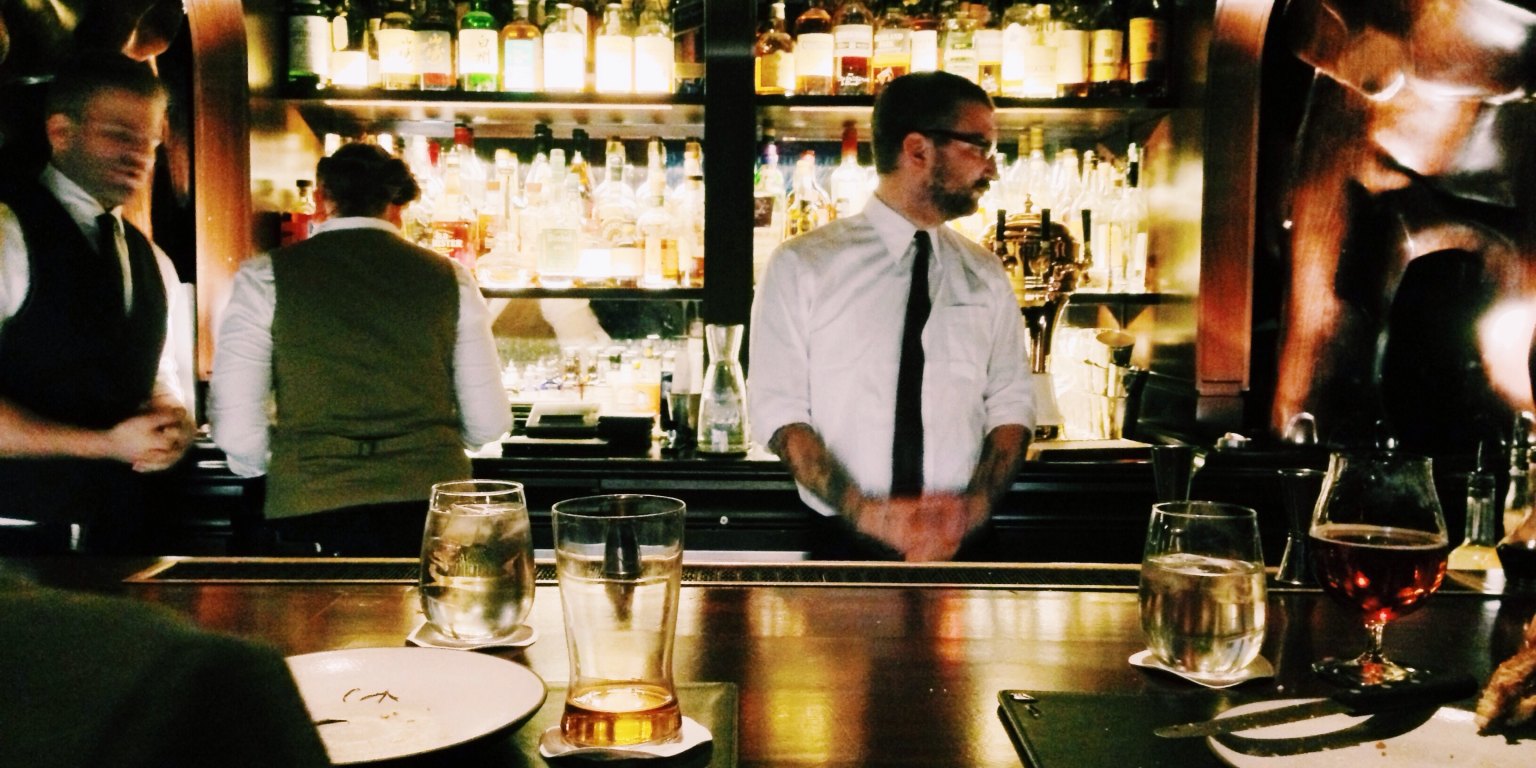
1309, 449, 1450, 684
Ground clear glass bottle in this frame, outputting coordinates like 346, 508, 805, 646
1019, 3, 1056, 98
458, 0, 501, 91
287, 0, 332, 89
500, 0, 542, 92
999, 0, 1031, 95
638, 137, 679, 286
871, 1, 911, 91
752, 138, 788, 283
1506, 421, 1534, 538
785, 150, 832, 239
594, 3, 634, 93
378, 0, 421, 89
973, 2, 1003, 95
537, 148, 581, 286
697, 323, 750, 456
833, 0, 876, 96
593, 136, 641, 286
543, 3, 588, 93
828, 123, 867, 220
416, 0, 456, 90
633, 0, 674, 94
756, 2, 797, 95
906, 0, 941, 73
673, 138, 706, 287
794, 0, 836, 95
1450, 443, 1503, 571
1054, 0, 1092, 97
939, 1, 978, 84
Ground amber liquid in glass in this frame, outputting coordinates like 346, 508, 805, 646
1310, 523, 1448, 623
561, 684, 682, 747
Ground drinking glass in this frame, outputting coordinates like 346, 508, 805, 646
552, 494, 686, 747
1139, 501, 1267, 677
418, 480, 535, 642
1309, 450, 1450, 684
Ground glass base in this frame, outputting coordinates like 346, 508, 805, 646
1312, 654, 1421, 686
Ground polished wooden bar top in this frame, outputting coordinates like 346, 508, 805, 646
12, 558, 1536, 767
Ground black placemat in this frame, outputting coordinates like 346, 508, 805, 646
998, 689, 1232, 768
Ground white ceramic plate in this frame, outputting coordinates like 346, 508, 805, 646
287, 647, 546, 764
1208, 698, 1533, 766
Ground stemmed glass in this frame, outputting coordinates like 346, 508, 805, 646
1309, 450, 1449, 684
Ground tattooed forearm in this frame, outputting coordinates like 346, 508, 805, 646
966, 425, 1029, 509
769, 423, 866, 519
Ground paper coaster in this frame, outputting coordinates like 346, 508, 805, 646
538, 716, 712, 761
1129, 649, 1275, 689
406, 622, 538, 651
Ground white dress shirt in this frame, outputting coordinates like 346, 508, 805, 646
208, 217, 511, 477
0, 165, 188, 406
749, 194, 1035, 516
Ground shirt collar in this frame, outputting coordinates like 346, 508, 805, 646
863, 193, 939, 265
41, 164, 114, 227
311, 216, 402, 236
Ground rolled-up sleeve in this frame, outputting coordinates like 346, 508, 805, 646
208, 257, 277, 477
450, 264, 511, 447
748, 245, 812, 449
982, 286, 1035, 434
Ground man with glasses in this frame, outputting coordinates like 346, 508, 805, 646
0, 52, 193, 553
750, 71, 1033, 561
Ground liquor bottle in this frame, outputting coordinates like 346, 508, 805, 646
833, 0, 875, 96
451, 123, 490, 253
633, 0, 674, 94
594, 2, 633, 93
1506, 416, 1535, 538
1054, 0, 1092, 97
1019, 3, 1055, 98
594, 136, 641, 286
828, 123, 867, 219
500, 0, 542, 92
794, 0, 836, 96
906, 0, 940, 73
458, 0, 501, 91
1113, 151, 1148, 290
1089, 0, 1127, 96
363, 0, 386, 86
973, 2, 1003, 95
567, 127, 594, 224
998, 1, 1029, 95
752, 138, 788, 283
378, 0, 420, 89
785, 150, 832, 239
543, 2, 587, 92
756, 2, 797, 95
939, 1, 978, 84
870, 0, 911, 91
287, 0, 332, 89
430, 149, 477, 270
416, 0, 456, 90
327, 0, 371, 88
279, 179, 317, 246
537, 148, 581, 285
1127, 0, 1169, 97
1450, 442, 1504, 571
492, 146, 524, 256
675, 138, 706, 287
639, 137, 679, 286
1047, 145, 1081, 218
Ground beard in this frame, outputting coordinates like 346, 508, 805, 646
927, 156, 988, 220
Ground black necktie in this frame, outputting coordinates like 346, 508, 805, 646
96, 213, 126, 314
891, 230, 931, 497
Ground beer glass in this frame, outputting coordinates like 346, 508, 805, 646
1310, 450, 1449, 684
552, 494, 686, 747
419, 480, 534, 642
1139, 501, 1267, 677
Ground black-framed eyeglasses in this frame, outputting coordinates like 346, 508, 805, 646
917, 129, 998, 161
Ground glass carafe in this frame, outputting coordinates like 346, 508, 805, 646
696, 323, 749, 456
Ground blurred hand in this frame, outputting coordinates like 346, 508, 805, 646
852, 492, 986, 562
107, 403, 193, 472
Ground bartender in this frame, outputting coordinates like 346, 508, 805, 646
209, 143, 509, 555
749, 72, 1034, 562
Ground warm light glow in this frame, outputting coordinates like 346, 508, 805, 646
1477, 298, 1536, 412
328, 50, 369, 89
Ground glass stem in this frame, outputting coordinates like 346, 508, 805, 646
1361, 618, 1388, 663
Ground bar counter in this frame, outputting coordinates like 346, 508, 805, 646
10, 557, 1533, 767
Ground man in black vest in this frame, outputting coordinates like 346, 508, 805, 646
0, 52, 194, 553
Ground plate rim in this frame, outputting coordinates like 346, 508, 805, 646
286, 646, 548, 764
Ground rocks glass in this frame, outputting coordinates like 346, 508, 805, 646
418, 480, 535, 642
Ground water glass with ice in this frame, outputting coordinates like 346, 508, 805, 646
419, 480, 535, 642
1139, 501, 1267, 677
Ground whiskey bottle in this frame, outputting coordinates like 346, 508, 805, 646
543, 2, 587, 93
794, 0, 836, 96
594, 2, 634, 93
832, 0, 875, 96
1127, 0, 1170, 97
871, 0, 912, 91
633, 0, 674, 94
458, 0, 501, 91
500, 0, 542, 92
416, 0, 456, 90
756, 2, 797, 95
287, 0, 331, 89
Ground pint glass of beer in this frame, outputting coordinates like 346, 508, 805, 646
551, 494, 685, 747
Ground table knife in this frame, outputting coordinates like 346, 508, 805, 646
1153, 673, 1478, 738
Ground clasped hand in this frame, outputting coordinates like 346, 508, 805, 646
108, 402, 195, 472
850, 492, 989, 562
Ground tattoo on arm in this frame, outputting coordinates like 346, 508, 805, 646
769, 423, 865, 519
966, 425, 1029, 509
